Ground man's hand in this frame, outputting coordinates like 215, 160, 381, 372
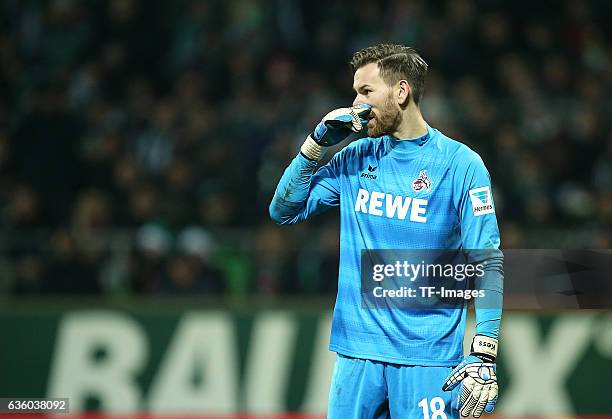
313, 104, 371, 146
301, 104, 371, 160
442, 336, 498, 418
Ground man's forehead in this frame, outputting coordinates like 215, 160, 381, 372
353, 62, 382, 89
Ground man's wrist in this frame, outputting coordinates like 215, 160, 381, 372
300, 135, 328, 161
471, 335, 498, 362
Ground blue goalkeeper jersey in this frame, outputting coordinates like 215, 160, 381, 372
270, 125, 502, 366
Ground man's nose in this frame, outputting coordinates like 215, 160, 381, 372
353, 96, 363, 106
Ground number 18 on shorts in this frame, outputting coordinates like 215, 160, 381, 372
328, 355, 459, 419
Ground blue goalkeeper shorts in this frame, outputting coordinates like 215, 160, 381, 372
328, 354, 460, 419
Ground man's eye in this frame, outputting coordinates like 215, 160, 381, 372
364, 90, 372, 94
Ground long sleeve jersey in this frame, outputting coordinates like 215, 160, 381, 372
270, 125, 503, 365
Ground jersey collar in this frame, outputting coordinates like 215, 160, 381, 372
385, 124, 433, 155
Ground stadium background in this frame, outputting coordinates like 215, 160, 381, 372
0, 0, 611, 418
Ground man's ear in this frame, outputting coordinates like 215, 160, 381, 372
397, 80, 411, 106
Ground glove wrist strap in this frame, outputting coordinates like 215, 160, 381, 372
471, 335, 498, 363
301, 135, 327, 161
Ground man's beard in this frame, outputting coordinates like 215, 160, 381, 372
367, 93, 402, 137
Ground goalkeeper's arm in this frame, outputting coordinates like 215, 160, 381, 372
443, 146, 504, 417
269, 105, 371, 225
442, 253, 502, 417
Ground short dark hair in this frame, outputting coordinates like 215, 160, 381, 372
350, 44, 428, 105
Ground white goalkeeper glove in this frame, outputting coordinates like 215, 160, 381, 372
442, 335, 499, 418
301, 104, 371, 160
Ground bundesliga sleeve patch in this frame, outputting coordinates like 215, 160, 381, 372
469, 186, 495, 216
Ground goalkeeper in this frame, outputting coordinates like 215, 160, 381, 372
270, 44, 503, 418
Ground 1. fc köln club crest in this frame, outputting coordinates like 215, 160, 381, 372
412, 170, 431, 192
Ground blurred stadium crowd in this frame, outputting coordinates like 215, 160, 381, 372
0, 0, 610, 297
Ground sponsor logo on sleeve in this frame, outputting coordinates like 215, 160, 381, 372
469, 186, 495, 216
